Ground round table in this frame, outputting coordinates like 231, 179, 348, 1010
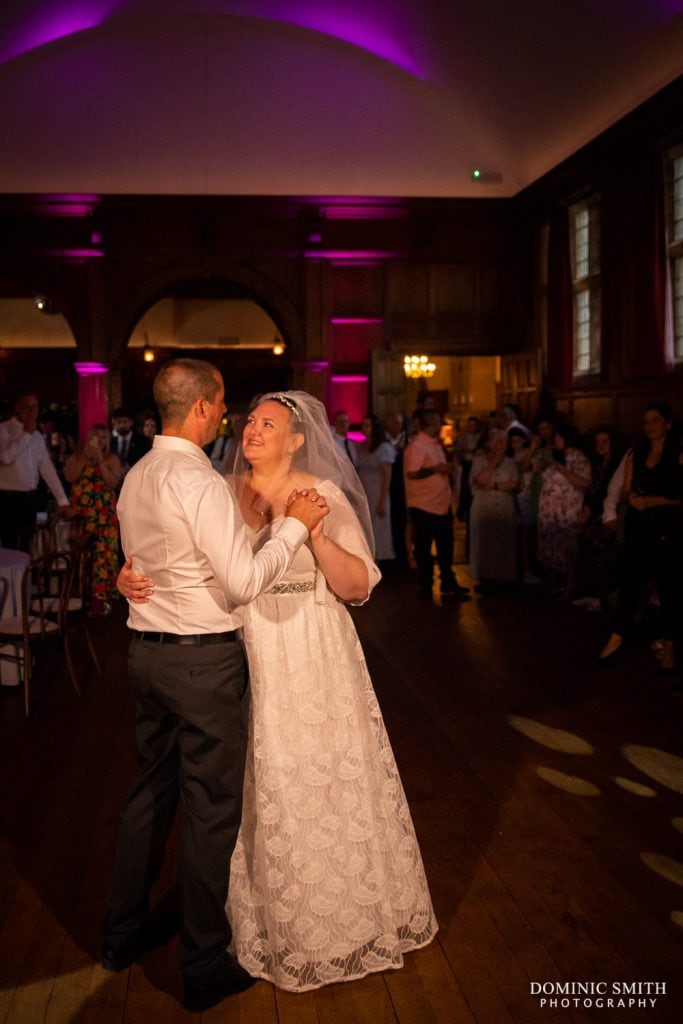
0, 547, 31, 686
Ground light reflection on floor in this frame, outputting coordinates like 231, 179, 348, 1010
613, 777, 657, 797
508, 715, 594, 754
509, 716, 683, 929
640, 852, 683, 886
534, 765, 600, 795
622, 745, 683, 795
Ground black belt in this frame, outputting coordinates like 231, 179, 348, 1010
132, 630, 237, 645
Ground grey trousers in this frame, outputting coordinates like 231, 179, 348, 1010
104, 636, 249, 980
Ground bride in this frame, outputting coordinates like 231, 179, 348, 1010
121, 391, 437, 992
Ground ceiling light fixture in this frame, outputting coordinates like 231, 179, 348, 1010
404, 355, 436, 379
34, 293, 54, 314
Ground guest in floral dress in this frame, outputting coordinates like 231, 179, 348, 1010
537, 424, 592, 597
64, 424, 123, 615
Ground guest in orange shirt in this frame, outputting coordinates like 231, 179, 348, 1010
404, 409, 469, 599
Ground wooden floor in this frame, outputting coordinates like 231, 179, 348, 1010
1, 542, 682, 1024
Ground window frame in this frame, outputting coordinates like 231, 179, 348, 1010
569, 196, 601, 378
666, 145, 683, 363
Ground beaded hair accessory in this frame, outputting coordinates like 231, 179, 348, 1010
269, 393, 301, 419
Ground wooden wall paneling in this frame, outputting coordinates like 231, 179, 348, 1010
431, 265, 477, 315
371, 350, 407, 419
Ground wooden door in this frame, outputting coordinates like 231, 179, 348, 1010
371, 350, 406, 418
499, 351, 540, 424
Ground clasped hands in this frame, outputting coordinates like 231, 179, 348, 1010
284, 487, 329, 539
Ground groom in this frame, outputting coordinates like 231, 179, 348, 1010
102, 358, 328, 1012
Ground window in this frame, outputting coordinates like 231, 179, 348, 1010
569, 199, 601, 375
666, 148, 683, 361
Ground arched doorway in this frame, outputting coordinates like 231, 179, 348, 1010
120, 279, 294, 415
0, 284, 79, 425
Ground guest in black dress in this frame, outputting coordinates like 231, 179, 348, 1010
598, 403, 683, 673
573, 425, 623, 611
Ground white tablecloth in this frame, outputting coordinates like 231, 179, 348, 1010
0, 547, 30, 686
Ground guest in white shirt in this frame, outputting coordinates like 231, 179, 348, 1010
102, 358, 328, 1013
0, 391, 71, 549
330, 410, 358, 466
499, 403, 533, 441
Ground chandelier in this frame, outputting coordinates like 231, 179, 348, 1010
403, 354, 436, 379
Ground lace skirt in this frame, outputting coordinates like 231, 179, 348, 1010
227, 585, 437, 991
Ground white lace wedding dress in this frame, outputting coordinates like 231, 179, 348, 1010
226, 482, 438, 991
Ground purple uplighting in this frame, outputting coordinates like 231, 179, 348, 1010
45, 249, 105, 260
74, 361, 108, 375
0, 2, 115, 65
0, 2, 424, 77
329, 317, 384, 325
305, 250, 401, 261
267, 0, 423, 77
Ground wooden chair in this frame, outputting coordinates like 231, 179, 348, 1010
62, 530, 103, 677
0, 551, 79, 715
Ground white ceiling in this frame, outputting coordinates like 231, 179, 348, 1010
0, 1, 681, 198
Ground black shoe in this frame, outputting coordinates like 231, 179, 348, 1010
182, 962, 257, 1012
440, 582, 470, 596
101, 909, 178, 972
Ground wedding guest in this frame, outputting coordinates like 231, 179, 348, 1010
454, 415, 483, 524
357, 414, 396, 561
330, 410, 358, 466
508, 427, 539, 583
384, 411, 409, 563
499, 403, 532, 440
0, 391, 71, 549
469, 429, 520, 591
110, 406, 151, 473
64, 424, 123, 615
573, 426, 623, 611
38, 408, 76, 483
136, 409, 159, 441
599, 403, 683, 673
404, 409, 468, 598
209, 412, 246, 473
537, 424, 592, 598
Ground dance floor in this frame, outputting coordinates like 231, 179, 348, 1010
0, 555, 681, 1023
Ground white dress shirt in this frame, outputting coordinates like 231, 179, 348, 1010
331, 430, 358, 466
0, 418, 69, 504
118, 434, 308, 634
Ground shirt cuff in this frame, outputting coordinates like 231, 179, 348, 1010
276, 516, 309, 545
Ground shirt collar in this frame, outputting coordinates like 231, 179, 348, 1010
153, 433, 211, 463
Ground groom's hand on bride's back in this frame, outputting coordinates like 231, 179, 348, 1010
285, 489, 330, 533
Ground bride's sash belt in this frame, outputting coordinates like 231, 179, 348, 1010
267, 581, 315, 594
